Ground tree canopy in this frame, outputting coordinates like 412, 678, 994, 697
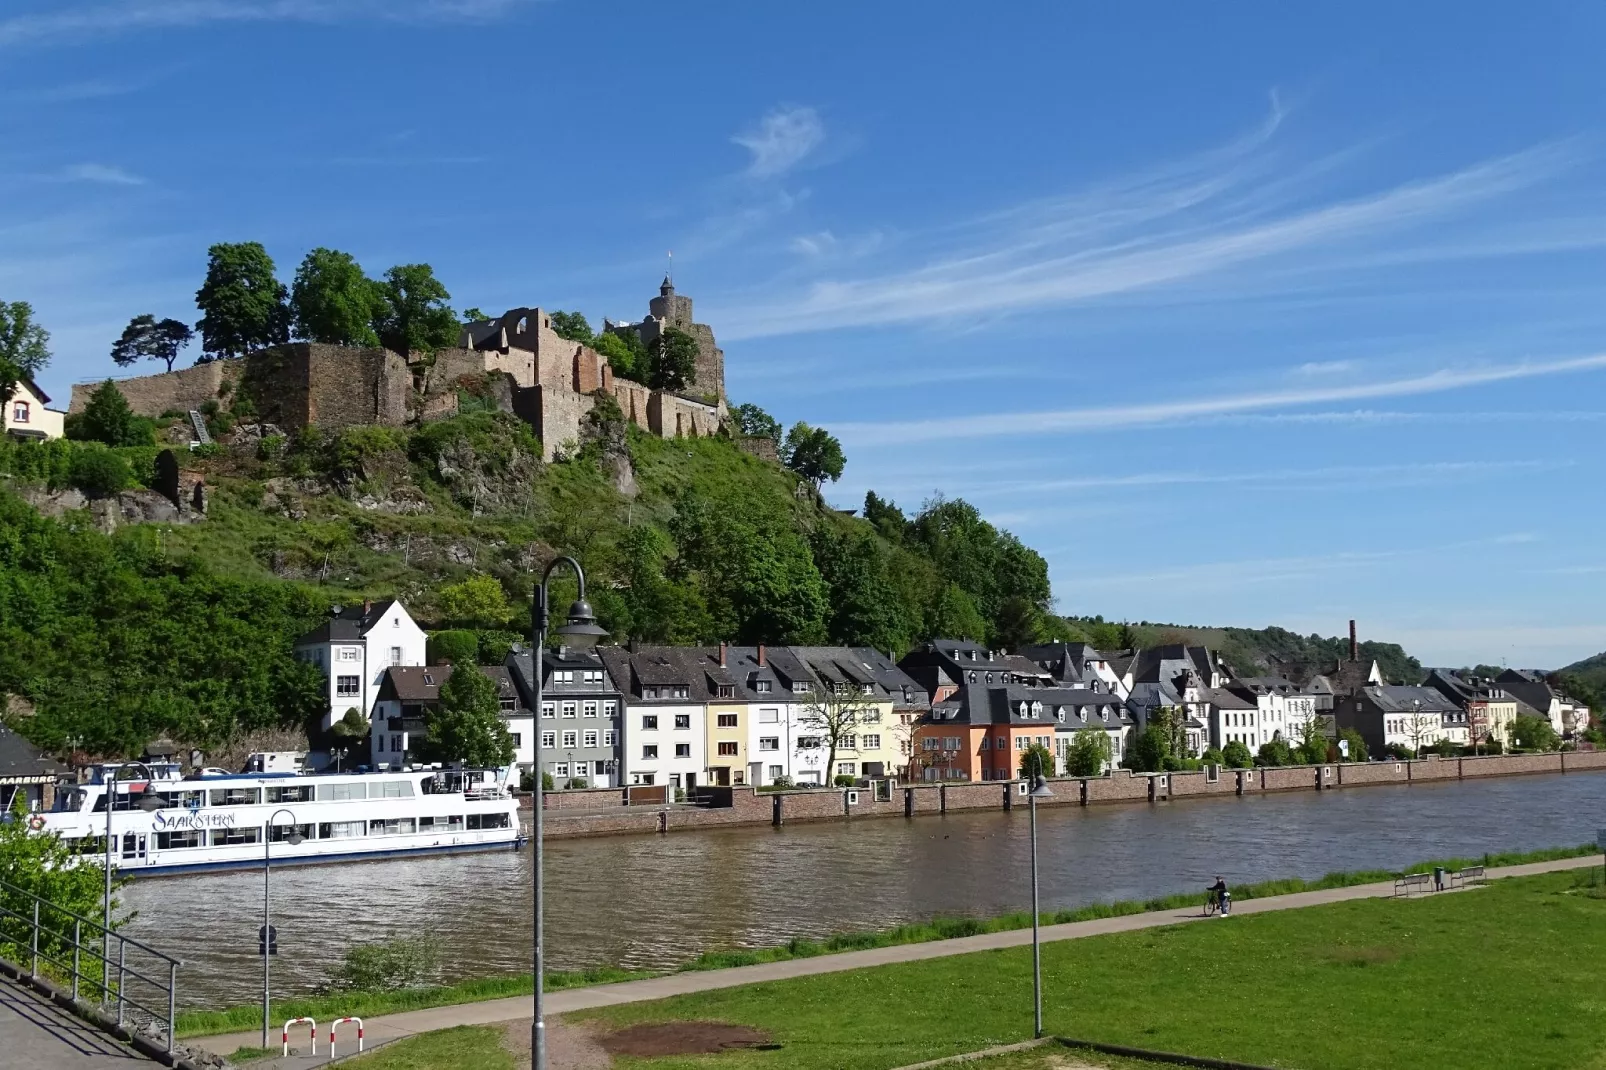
195, 242, 290, 358
1064, 728, 1112, 776
783, 421, 846, 487
647, 327, 699, 391
423, 664, 514, 768
548, 310, 592, 342
111, 314, 192, 372
732, 403, 782, 445
590, 329, 647, 382
0, 299, 50, 407
290, 248, 382, 347
374, 264, 459, 358
72, 380, 151, 447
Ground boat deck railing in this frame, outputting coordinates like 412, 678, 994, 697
0, 878, 181, 1052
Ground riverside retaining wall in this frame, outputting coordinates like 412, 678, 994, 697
527, 752, 1606, 840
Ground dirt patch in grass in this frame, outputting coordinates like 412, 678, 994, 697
1326, 945, 1401, 967
500, 1016, 612, 1070
599, 1021, 775, 1057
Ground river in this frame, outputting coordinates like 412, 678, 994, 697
125, 773, 1606, 1008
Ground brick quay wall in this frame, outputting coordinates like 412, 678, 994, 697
522, 750, 1606, 840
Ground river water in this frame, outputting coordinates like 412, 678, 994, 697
126, 773, 1606, 1008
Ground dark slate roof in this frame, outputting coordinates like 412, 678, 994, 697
505, 646, 618, 701
1204, 686, 1257, 711
1362, 686, 1462, 714
1495, 669, 1555, 715
929, 683, 1123, 728
294, 599, 400, 645
849, 648, 931, 711
376, 665, 523, 707
1127, 644, 1219, 686
917, 639, 1052, 682
0, 724, 61, 782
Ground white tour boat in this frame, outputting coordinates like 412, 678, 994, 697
30, 753, 521, 876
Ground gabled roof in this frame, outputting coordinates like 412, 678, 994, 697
1361, 685, 1461, 714
848, 648, 930, 711
0, 724, 61, 783
376, 664, 523, 707
294, 599, 401, 645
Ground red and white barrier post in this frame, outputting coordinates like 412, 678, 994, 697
281, 1017, 316, 1057
331, 1016, 365, 1058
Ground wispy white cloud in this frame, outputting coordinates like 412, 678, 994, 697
733, 106, 824, 179
1191, 409, 1606, 427
58, 163, 146, 186
0, 0, 532, 48
1293, 359, 1355, 377
835, 351, 1606, 446
708, 118, 1588, 340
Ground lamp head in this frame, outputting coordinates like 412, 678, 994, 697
555, 597, 608, 649
135, 785, 164, 812
286, 828, 305, 846
1029, 776, 1054, 800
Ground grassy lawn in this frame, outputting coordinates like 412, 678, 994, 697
574, 869, 1606, 1070
337, 1025, 516, 1070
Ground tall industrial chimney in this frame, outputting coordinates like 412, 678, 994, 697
1349, 619, 1358, 662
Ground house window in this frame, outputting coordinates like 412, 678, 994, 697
500, 698, 516, 711
542, 702, 555, 718
338, 649, 360, 662
842, 735, 857, 750
672, 687, 689, 699
583, 730, 598, 747
511, 733, 522, 748
755, 681, 772, 693
717, 685, 735, 698
377, 735, 386, 752
861, 683, 874, 695
1016, 737, 1026, 750
643, 745, 659, 759
768, 765, 783, 779
11, 401, 28, 423
759, 737, 779, 751
979, 737, 989, 750
837, 762, 856, 776
562, 702, 576, 718
794, 682, 813, 694
603, 701, 617, 717
554, 763, 569, 777
862, 734, 881, 749
643, 688, 657, 700
717, 741, 739, 756
642, 715, 659, 730
675, 743, 691, 758
562, 730, 577, 748
389, 646, 402, 665
759, 708, 779, 723
717, 714, 738, 728
583, 701, 597, 718
797, 736, 821, 749
336, 675, 360, 697
674, 714, 690, 729
390, 734, 402, 752
602, 730, 615, 746
541, 731, 556, 748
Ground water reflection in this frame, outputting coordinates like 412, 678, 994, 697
128, 774, 1606, 1007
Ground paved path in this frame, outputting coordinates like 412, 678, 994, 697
202, 854, 1601, 1065
0, 973, 155, 1068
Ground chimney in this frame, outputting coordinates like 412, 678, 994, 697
757, 644, 767, 667
1349, 620, 1358, 662
363, 599, 373, 618
718, 641, 728, 668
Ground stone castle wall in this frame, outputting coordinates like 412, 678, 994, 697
70, 358, 242, 416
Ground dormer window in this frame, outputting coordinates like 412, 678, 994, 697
755, 680, 772, 693
793, 681, 812, 694
968, 671, 976, 683
643, 688, 657, 699
717, 685, 734, 698
860, 683, 874, 695
1056, 706, 1066, 722
985, 673, 993, 685
422, 673, 434, 685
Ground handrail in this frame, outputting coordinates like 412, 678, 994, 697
0, 878, 181, 1052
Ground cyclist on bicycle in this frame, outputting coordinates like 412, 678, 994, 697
1207, 875, 1230, 916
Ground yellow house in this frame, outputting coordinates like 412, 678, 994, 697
4, 378, 65, 440
1468, 693, 1518, 747
705, 701, 747, 786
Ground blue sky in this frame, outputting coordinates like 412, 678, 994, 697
4, 1, 1605, 668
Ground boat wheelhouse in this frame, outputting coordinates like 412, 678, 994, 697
31, 755, 519, 877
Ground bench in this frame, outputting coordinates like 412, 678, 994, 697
1394, 872, 1434, 897
1448, 865, 1486, 889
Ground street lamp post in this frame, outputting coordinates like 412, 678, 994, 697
1027, 757, 1054, 1039
262, 808, 305, 1050
529, 556, 608, 1070
103, 762, 163, 998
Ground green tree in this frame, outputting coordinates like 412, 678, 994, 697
1, 794, 127, 965
863, 491, 907, 543
1125, 723, 1170, 772
74, 380, 149, 447
373, 264, 459, 359
1295, 715, 1333, 764
615, 524, 710, 644
907, 496, 1051, 639
329, 706, 369, 770
732, 403, 782, 445
1256, 738, 1294, 766
1510, 714, 1560, 751
427, 630, 479, 667
195, 241, 289, 358
647, 326, 700, 391
590, 330, 646, 382
811, 524, 911, 652
1064, 728, 1113, 776
70, 446, 133, 495
548, 310, 592, 342
783, 421, 846, 487
0, 299, 51, 410
797, 688, 876, 789
926, 583, 988, 641
290, 248, 382, 347
1338, 727, 1369, 762
991, 595, 1044, 652
1018, 740, 1055, 781
110, 314, 192, 372
1222, 739, 1254, 768
435, 574, 510, 628
423, 664, 514, 768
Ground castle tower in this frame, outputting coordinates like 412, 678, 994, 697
636, 276, 724, 402
648, 275, 695, 328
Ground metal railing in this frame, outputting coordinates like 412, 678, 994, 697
0, 879, 182, 1053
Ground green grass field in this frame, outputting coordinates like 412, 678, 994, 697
339, 1025, 517, 1070
572, 868, 1606, 1070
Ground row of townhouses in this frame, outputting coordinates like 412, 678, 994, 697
290, 604, 1593, 787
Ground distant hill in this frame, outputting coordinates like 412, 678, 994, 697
1059, 618, 1424, 685
1555, 652, 1606, 712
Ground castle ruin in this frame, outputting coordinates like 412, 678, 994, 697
69, 281, 729, 461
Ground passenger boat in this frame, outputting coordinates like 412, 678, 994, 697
30, 753, 520, 876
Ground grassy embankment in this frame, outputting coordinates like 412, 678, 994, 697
568, 866, 1606, 1069
175, 842, 1596, 1039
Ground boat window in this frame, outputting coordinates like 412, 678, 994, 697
319, 821, 366, 839
375, 781, 415, 799
267, 785, 314, 804
151, 789, 205, 810
449, 815, 465, 831
210, 787, 261, 807
368, 818, 416, 836
156, 830, 204, 850
210, 827, 261, 846
466, 813, 511, 831
268, 823, 314, 843
319, 782, 368, 802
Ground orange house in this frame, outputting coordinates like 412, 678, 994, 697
914, 685, 1059, 782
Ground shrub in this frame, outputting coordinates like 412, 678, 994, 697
566, 778, 589, 790
322, 938, 441, 992
833, 775, 857, 787
427, 630, 479, 666
1221, 740, 1253, 769
1256, 738, 1294, 767
70, 446, 133, 496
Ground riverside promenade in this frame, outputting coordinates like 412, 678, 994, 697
197, 853, 1603, 1067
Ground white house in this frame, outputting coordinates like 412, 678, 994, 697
597, 646, 709, 791
4, 378, 65, 440
293, 600, 427, 731
369, 664, 528, 771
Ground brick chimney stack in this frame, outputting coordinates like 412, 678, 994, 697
718, 641, 727, 668
1349, 619, 1358, 662
757, 644, 767, 667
